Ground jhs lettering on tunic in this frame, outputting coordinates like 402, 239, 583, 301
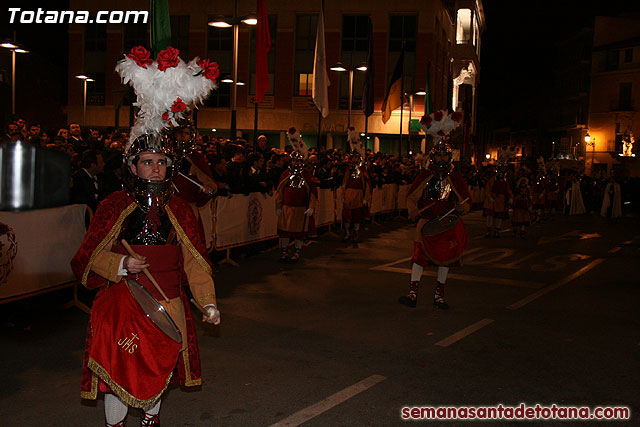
117, 333, 139, 354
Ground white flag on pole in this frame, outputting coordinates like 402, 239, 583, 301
312, 1, 330, 118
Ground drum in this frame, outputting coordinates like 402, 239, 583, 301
421, 213, 460, 236
126, 279, 181, 344
88, 280, 182, 408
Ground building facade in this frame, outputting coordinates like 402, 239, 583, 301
67, 0, 484, 155
587, 16, 640, 176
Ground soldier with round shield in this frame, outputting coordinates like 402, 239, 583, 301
398, 111, 471, 310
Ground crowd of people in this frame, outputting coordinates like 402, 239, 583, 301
2, 116, 633, 230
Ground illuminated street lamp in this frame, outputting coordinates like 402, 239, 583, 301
2, 40, 30, 115
208, 4, 257, 139
330, 62, 367, 130
585, 131, 595, 174
75, 74, 95, 126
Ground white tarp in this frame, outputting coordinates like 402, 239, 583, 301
0, 204, 87, 300
397, 184, 410, 210
315, 188, 336, 226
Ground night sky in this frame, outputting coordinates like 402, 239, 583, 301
477, 0, 640, 132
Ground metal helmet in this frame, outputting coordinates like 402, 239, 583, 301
171, 120, 197, 159
428, 140, 453, 173
123, 133, 176, 210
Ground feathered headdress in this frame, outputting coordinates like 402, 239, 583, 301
347, 126, 365, 158
116, 46, 220, 150
287, 127, 308, 158
420, 110, 463, 138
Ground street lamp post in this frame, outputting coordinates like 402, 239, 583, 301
330, 62, 367, 130
75, 74, 95, 126
208, 3, 257, 140
405, 89, 426, 154
585, 132, 595, 175
1, 40, 30, 115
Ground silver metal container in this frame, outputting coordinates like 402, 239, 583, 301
0, 140, 37, 211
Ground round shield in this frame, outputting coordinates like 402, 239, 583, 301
421, 213, 460, 237
126, 279, 182, 344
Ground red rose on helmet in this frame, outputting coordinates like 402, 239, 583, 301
288, 127, 297, 134
171, 98, 186, 113
197, 59, 220, 82
420, 115, 432, 126
127, 46, 153, 68
162, 112, 169, 121
433, 111, 444, 121
437, 130, 445, 136
451, 111, 463, 122
157, 47, 181, 71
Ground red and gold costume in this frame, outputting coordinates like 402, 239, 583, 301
71, 190, 216, 408
173, 152, 217, 208
406, 170, 471, 267
340, 165, 372, 224
483, 174, 511, 219
275, 169, 318, 239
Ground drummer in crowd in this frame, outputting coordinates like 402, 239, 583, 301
398, 139, 471, 310
71, 132, 220, 426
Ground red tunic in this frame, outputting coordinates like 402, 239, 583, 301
71, 191, 214, 408
341, 166, 372, 223
276, 170, 318, 238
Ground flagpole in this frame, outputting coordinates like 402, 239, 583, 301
317, 110, 322, 149
399, 42, 405, 157
253, 101, 258, 148
364, 116, 368, 151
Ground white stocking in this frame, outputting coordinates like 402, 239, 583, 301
411, 263, 424, 282
353, 223, 360, 231
144, 399, 161, 415
495, 218, 503, 229
437, 266, 449, 283
294, 239, 303, 249
279, 237, 289, 249
104, 394, 128, 425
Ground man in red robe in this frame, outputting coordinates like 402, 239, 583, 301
398, 141, 471, 309
71, 135, 220, 427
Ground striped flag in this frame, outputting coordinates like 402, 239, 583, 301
312, 0, 330, 118
381, 49, 404, 124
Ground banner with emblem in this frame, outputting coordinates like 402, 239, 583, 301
214, 193, 278, 249
0, 204, 87, 300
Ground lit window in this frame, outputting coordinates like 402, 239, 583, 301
298, 73, 313, 96
456, 9, 471, 44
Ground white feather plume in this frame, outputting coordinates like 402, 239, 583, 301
116, 54, 217, 150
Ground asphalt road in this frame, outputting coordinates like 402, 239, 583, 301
1, 209, 639, 426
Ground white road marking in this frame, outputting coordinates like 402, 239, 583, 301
507, 258, 604, 310
269, 375, 387, 427
435, 318, 494, 347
